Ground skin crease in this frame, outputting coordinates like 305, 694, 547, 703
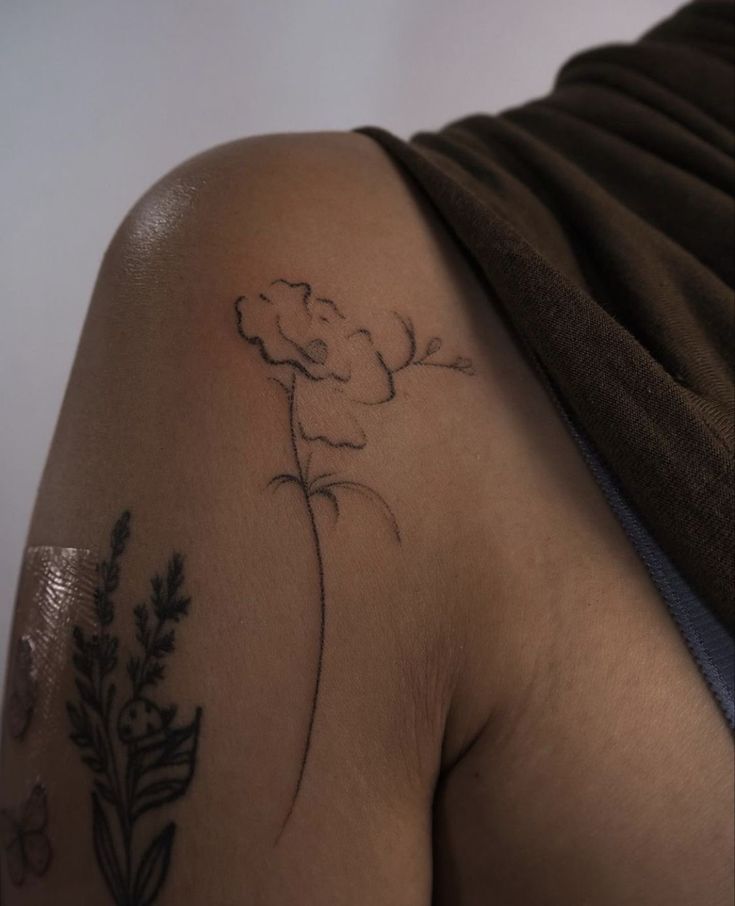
0, 131, 732, 905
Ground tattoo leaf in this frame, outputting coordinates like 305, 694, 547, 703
82, 754, 105, 773
134, 604, 151, 647
94, 780, 117, 806
132, 822, 176, 906
98, 635, 119, 676
141, 660, 166, 689
127, 656, 141, 685
311, 480, 401, 542
106, 681, 117, 717
94, 511, 131, 626
151, 631, 175, 658
313, 487, 340, 519
151, 555, 190, 623
129, 709, 202, 821
393, 312, 417, 370
267, 473, 301, 492
92, 793, 127, 904
72, 627, 94, 678
425, 336, 442, 356
75, 678, 99, 713
128, 554, 192, 696
67, 702, 87, 737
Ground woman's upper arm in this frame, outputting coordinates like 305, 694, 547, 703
1, 131, 496, 904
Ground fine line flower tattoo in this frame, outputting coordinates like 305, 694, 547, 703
234, 278, 474, 837
67, 511, 202, 906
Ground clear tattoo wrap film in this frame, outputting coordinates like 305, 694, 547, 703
3, 547, 98, 755
1, 546, 97, 896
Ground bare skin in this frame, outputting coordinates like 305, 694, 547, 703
1, 131, 732, 905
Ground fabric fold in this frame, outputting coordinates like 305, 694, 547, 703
355, 0, 734, 631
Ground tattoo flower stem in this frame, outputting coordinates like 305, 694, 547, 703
274, 373, 327, 839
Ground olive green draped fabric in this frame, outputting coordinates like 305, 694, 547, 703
357, 1, 734, 631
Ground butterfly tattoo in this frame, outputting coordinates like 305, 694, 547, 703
0, 783, 52, 886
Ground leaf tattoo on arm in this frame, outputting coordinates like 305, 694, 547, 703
234, 279, 474, 839
67, 511, 202, 906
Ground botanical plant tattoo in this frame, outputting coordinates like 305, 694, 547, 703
234, 278, 474, 834
0, 783, 52, 887
67, 511, 202, 905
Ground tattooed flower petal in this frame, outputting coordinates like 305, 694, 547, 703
236, 280, 394, 403
295, 376, 367, 448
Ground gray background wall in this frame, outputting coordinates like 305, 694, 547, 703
0, 0, 678, 667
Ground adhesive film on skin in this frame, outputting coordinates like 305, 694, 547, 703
2, 547, 97, 769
